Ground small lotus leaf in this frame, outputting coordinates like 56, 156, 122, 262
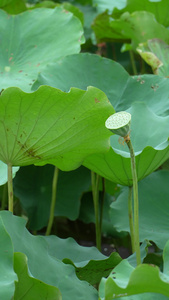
137, 39, 169, 76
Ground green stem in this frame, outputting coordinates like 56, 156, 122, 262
7, 163, 13, 213
45, 167, 59, 236
129, 50, 137, 75
126, 138, 141, 265
128, 186, 135, 253
91, 171, 101, 251
100, 177, 105, 233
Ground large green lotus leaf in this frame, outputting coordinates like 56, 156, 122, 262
32, 53, 169, 117
0, 86, 114, 169
32, 53, 129, 98
13, 165, 91, 230
0, 7, 84, 91
2, 0, 27, 14
44, 235, 122, 285
0, 0, 12, 6
14, 252, 61, 300
0, 161, 19, 186
112, 0, 168, 27
0, 211, 98, 300
31, 2, 84, 26
92, 11, 169, 49
92, 0, 127, 13
137, 39, 169, 77
84, 102, 169, 185
110, 170, 169, 249
0, 216, 17, 299
99, 240, 169, 299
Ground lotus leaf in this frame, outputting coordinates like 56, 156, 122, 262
0, 86, 114, 170
0, 7, 84, 91
99, 239, 169, 299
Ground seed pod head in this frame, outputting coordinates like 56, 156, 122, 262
105, 111, 131, 137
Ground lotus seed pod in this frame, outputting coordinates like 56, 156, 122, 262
105, 111, 131, 137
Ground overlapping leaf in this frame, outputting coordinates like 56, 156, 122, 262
0, 216, 17, 299
112, 0, 168, 27
32, 53, 169, 116
45, 235, 122, 285
92, 11, 169, 49
0, 211, 98, 300
14, 252, 62, 300
32, 53, 169, 184
0, 86, 114, 170
84, 102, 169, 185
0, 7, 84, 91
99, 239, 169, 299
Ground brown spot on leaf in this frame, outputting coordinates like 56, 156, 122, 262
17, 140, 41, 159
95, 98, 100, 103
9, 57, 13, 62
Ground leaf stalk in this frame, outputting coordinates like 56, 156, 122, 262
45, 167, 59, 236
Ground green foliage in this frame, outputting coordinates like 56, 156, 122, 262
1, 0, 169, 299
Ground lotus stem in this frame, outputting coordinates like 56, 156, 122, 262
91, 171, 101, 251
125, 135, 141, 265
7, 163, 13, 213
129, 50, 137, 75
45, 167, 59, 236
128, 185, 135, 253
